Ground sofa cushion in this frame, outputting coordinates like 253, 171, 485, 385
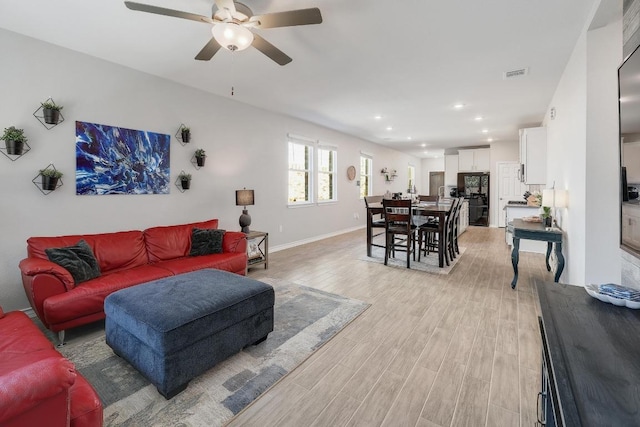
144, 219, 219, 262
154, 252, 247, 276
45, 240, 101, 285
0, 311, 54, 353
28, 230, 149, 275
189, 228, 225, 256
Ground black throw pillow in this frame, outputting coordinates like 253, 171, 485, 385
45, 239, 101, 284
189, 228, 225, 256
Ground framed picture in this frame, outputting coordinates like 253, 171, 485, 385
75, 121, 170, 195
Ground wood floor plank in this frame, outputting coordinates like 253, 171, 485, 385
489, 353, 520, 414
340, 344, 399, 401
310, 392, 362, 427
420, 359, 466, 426
444, 325, 477, 366
496, 320, 519, 356
520, 367, 540, 427
518, 327, 541, 372
417, 327, 454, 372
466, 336, 496, 382
486, 404, 519, 426
451, 376, 490, 427
381, 366, 437, 427
346, 370, 405, 426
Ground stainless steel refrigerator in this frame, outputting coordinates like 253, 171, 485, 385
457, 172, 490, 226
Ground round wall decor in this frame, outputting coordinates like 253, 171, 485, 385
347, 165, 356, 181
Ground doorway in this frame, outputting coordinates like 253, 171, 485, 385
497, 161, 526, 227
429, 171, 444, 196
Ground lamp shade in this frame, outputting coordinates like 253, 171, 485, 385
236, 189, 255, 206
212, 23, 254, 51
542, 189, 555, 208
541, 188, 568, 209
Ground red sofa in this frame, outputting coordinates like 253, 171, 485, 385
19, 219, 247, 343
0, 306, 103, 427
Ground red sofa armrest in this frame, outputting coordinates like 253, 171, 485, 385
19, 258, 75, 290
0, 357, 76, 425
223, 231, 248, 254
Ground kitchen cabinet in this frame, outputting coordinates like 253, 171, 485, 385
444, 154, 458, 186
458, 200, 469, 234
622, 203, 640, 252
458, 148, 490, 172
519, 127, 546, 184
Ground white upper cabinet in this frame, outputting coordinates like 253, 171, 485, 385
458, 148, 490, 172
519, 127, 547, 184
444, 154, 459, 185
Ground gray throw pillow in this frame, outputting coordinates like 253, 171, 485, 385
189, 228, 225, 256
45, 239, 101, 284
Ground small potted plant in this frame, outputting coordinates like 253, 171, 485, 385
195, 148, 206, 167
179, 172, 192, 190
541, 206, 552, 227
1, 126, 27, 155
41, 100, 63, 125
40, 169, 63, 191
181, 126, 191, 143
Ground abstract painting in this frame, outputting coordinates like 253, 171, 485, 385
76, 121, 170, 195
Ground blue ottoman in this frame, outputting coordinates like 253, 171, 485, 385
104, 269, 274, 399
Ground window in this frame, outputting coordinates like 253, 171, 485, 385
318, 147, 337, 202
288, 141, 312, 204
360, 155, 372, 198
408, 165, 416, 192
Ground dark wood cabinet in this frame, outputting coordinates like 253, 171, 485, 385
536, 280, 640, 426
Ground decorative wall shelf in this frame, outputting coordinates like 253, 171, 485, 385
175, 170, 191, 193
381, 168, 397, 182
175, 124, 191, 146
32, 164, 63, 195
0, 141, 31, 161
33, 98, 65, 130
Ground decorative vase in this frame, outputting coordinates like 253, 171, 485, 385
196, 156, 205, 167
181, 130, 191, 143
41, 176, 59, 191
43, 108, 60, 125
544, 216, 552, 227
181, 179, 191, 190
5, 139, 24, 155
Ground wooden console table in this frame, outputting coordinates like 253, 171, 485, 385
508, 219, 564, 289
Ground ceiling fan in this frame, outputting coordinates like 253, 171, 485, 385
124, 0, 322, 66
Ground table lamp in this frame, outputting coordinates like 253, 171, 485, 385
236, 189, 255, 233
542, 187, 568, 228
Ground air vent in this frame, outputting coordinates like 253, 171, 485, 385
503, 68, 529, 79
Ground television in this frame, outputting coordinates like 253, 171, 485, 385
618, 44, 640, 257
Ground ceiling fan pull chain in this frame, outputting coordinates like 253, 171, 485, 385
231, 51, 236, 96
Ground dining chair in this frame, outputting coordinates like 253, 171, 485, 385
452, 196, 465, 254
382, 199, 416, 268
446, 197, 462, 261
364, 195, 385, 252
417, 197, 459, 266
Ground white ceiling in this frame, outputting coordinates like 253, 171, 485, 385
0, 0, 598, 158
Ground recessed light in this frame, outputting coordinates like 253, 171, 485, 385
475, 116, 483, 121
421, 143, 426, 147
482, 129, 488, 134
487, 138, 493, 142
407, 136, 412, 140
424, 151, 429, 154
454, 103, 465, 110
374, 115, 382, 120
386, 126, 393, 131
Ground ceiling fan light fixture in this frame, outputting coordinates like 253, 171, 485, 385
212, 23, 254, 51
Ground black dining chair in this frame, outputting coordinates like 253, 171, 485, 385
382, 199, 416, 268
417, 197, 459, 266
364, 195, 386, 253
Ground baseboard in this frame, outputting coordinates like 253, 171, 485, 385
271, 225, 365, 253
22, 307, 36, 318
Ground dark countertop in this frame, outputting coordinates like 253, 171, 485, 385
503, 204, 541, 209
537, 280, 640, 426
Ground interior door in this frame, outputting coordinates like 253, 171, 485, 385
497, 162, 526, 227
429, 172, 444, 196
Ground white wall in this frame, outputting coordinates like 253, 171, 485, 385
420, 157, 445, 195
0, 29, 420, 311
544, 1, 622, 286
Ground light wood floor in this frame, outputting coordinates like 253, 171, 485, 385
229, 226, 550, 427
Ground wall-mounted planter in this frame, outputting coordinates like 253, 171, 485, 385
33, 98, 65, 130
175, 171, 191, 192
32, 164, 63, 195
175, 124, 191, 146
196, 156, 206, 167
0, 126, 30, 161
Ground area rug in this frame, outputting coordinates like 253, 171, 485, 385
52, 278, 369, 426
359, 246, 466, 274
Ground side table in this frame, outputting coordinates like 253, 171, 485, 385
246, 230, 268, 270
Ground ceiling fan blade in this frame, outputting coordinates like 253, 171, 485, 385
251, 34, 292, 66
195, 38, 222, 61
251, 8, 322, 29
124, 1, 213, 24
214, 0, 237, 17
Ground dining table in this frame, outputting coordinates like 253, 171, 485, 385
366, 200, 453, 268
